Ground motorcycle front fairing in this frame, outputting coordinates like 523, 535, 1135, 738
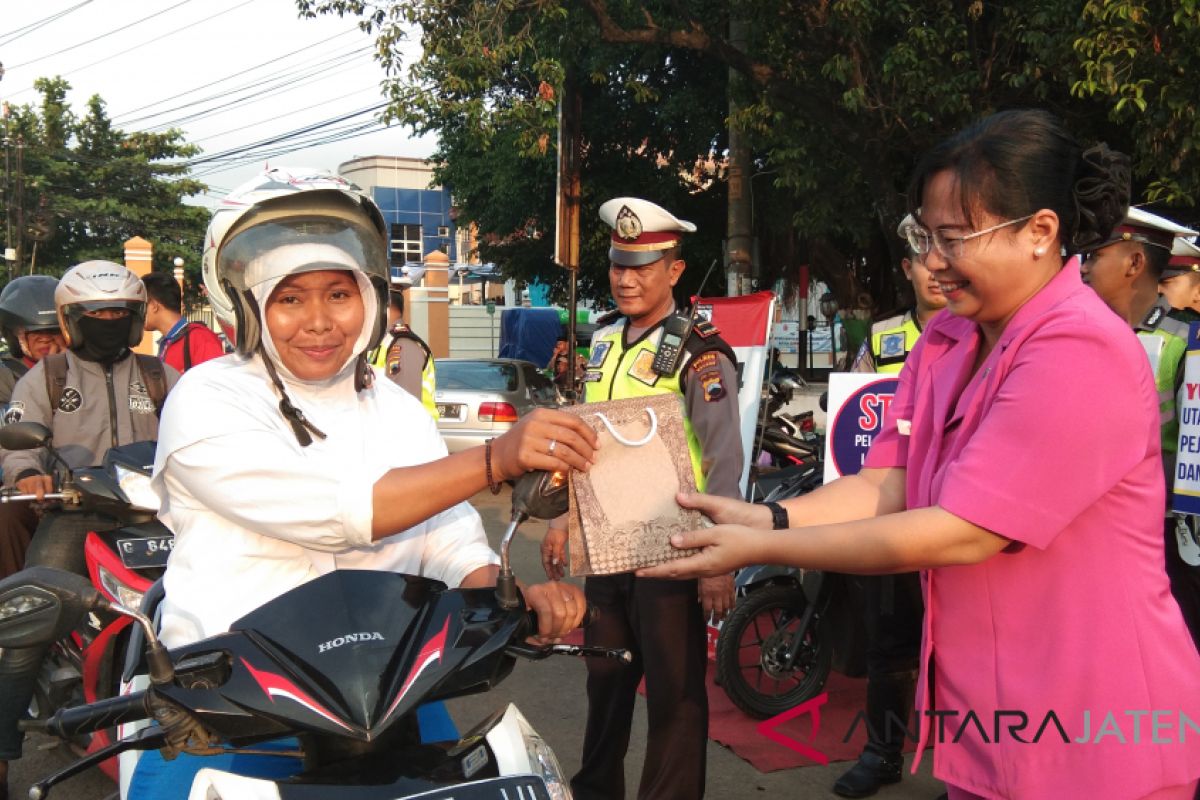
156, 571, 528, 746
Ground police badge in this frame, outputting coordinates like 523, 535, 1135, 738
614, 205, 643, 241
880, 332, 907, 359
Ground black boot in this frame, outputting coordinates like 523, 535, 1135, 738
833, 671, 916, 798
833, 749, 903, 798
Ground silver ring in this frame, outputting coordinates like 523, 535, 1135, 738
548, 439, 557, 454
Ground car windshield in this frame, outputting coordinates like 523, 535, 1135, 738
437, 361, 519, 392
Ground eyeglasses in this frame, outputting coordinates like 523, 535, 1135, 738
904, 214, 1034, 259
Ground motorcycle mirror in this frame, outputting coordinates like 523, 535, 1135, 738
0, 421, 53, 452
0, 567, 107, 649
510, 469, 569, 521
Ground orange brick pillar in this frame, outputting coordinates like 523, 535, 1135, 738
421, 249, 450, 358
124, 236, 155, 355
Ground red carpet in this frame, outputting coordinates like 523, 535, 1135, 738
562, 633, 921, 773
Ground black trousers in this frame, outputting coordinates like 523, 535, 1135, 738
572, 573, 708, 800
1165, 516, 1200, 654
859, 571, 923, 756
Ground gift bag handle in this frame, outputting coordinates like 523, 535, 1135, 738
592, 408, 658, 446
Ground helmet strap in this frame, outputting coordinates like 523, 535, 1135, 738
354, 352, 374, 392
258, 346, 327, 447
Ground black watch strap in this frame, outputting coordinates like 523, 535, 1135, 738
762, 501, 789, 530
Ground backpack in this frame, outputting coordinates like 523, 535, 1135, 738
41, 352, 168, 419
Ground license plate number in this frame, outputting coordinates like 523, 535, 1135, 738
437, 403, 463, 419
116, 536, 174, 569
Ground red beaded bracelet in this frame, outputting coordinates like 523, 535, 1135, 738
484, 438, 502, 494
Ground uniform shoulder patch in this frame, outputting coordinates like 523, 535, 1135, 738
693, 319, 720, 339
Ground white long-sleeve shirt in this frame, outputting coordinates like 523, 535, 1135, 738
154, 353, 498, 649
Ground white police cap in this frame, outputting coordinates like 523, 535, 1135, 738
599, 197, 696, 267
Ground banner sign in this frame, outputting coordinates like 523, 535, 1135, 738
1173, 322, 1200, 515
695, 291, 775, 496
823, 373, 898, 485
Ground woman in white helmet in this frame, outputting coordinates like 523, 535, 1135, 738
123, 167, 597, 797
0, 261, 179, 797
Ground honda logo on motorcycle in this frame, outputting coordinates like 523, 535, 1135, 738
318, 631, 385, 653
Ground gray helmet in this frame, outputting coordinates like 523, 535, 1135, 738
0, 275, 61, 357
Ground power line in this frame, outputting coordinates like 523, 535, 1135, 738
6, 0, 197, 71
0, 1, 95, 48
191, 85, 379, 143
181, 102, 387, 167
12, 0, 262, 94
128, 45, 371, 130
110, 26, 359, 122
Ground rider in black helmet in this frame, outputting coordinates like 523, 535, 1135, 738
0, 276, 65, 407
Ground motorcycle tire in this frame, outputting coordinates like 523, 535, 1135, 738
715, 583, 832, 719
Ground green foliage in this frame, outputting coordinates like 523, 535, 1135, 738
1, 78, 209, 286
297, 0, 1200, 309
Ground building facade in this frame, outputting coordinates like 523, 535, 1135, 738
338, 155, 463, 283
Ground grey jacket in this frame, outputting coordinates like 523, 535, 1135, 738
2, 351, 180, 483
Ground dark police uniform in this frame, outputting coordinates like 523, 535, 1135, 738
571, 196, 743, 800
573, 311, 742, 800
840, 309, 925, 791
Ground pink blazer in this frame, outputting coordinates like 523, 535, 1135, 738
865, 260, 1200, 798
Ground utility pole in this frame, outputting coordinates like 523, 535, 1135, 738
725, 19, 755, 297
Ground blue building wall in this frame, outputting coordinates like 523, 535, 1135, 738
369, 185, 458, 280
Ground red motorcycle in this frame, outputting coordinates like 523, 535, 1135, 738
0, 421, 171, 780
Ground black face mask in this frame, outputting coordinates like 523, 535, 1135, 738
75, 316, 134, 364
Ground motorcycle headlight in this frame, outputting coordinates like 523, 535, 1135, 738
484, 704, 571, 800
97, 564, 144, 610
114, 464, 160, 512
515, 713, 571, 800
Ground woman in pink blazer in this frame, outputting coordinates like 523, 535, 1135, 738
641, 109, 1200, 800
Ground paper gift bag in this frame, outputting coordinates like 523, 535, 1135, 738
562, 393, 705, 575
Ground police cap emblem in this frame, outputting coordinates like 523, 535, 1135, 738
614, 206, 643, 241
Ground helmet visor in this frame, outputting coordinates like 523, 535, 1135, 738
217, 215, 388, 295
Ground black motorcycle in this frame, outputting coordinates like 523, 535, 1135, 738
0, 470, 627, 799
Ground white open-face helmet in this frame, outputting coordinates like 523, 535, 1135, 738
202, 167, 390, 357
55, 261, 148, 348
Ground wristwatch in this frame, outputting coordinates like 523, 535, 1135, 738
761, 501, 789, 530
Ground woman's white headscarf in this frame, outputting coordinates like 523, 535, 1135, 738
244, 241, 379, 386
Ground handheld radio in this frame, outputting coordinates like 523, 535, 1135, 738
650, 258, 719, 377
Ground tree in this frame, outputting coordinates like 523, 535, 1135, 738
2, 77, 208, 286
296, 1, 1198, 310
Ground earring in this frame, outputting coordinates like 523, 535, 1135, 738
1034, 247, 1045, 257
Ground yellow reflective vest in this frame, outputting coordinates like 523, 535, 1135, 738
371, 325, 438, 420
583, 318, 735, 492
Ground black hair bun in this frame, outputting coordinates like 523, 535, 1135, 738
1071, 144, 1131, 252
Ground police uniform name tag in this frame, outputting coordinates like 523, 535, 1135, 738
561, 394, 703, 575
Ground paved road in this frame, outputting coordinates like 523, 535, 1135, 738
10, 486, 945, 799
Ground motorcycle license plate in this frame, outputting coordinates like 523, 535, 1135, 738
437, 403, 464, 420
116, 536, 174, 569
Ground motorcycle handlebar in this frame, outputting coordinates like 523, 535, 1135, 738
0, 493, 68, 503
21, 691, 152, 739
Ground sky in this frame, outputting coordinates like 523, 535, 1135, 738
0, 0, 436, 207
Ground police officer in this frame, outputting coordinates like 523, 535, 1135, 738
0, 261, 180, 794
1159, 239, 1200, 315
541, 197, 743, 800
1082, 207, 1200, 652
835, 215, 945, 798
850, 215, 946, 374
370, 281, 437, 418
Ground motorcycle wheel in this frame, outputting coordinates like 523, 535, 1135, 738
716, 584, 832, 720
